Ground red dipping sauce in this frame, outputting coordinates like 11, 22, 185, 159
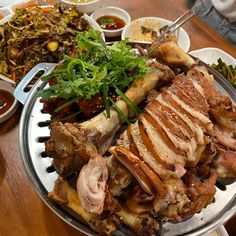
0, 89, 14, 116
97, 15, 125, 30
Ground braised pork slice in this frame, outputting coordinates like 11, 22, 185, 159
109, 65, 220, 220
77, 153, 108, 214
49, 177, 160, 236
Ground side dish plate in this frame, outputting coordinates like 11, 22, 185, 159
189, 48, 236, 66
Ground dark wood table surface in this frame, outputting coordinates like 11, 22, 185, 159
0, 0, 236, 235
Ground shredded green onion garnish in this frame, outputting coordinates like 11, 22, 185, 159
114, 85, 141, 117
109, 97, 130, 125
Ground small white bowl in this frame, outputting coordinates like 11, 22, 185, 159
91, 6, 131, 38
0, 79, 18, 123
59, 0, 104, 15
122, 17, 190, 52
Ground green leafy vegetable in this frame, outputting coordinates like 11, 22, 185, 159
211, 58, 236, 88
98, 18, 115, 29
38, 28, 150, 118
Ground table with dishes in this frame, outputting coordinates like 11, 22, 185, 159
0, 0, 236, 236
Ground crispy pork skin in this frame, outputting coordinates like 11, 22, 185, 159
148, 41, 196, 69
109, 146, 166, 197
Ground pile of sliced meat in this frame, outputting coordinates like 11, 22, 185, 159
46, 42, 236, 235
109, 65, 236, 222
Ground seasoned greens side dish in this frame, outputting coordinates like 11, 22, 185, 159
211, 58, 236, 88
0, 4, 89, 83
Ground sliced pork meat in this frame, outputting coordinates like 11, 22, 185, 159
49, 177, 160, 236
77, 154, 108, 214
112, 66, 214, 174
215, 150, 236, 177
109, 65, 219, 220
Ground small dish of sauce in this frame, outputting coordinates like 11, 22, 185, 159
0, 89, 14, 116
97, 15, 125, 30
0, 79, 18, 123
91, 6, 131, 37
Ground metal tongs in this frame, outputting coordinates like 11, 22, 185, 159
158, 9, 194, 40
126, 10, 195, 49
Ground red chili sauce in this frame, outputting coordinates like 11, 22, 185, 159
0, 89, 14, 116
97, 15, 125, 30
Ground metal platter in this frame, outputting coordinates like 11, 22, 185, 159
15, 62, 236, 236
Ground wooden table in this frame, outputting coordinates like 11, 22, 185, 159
1, 0, 236, 235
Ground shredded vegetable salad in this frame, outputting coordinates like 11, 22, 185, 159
0, 4, 89, 83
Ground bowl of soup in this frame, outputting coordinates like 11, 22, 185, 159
59, 0, 104, 14
91, 6, 131, 37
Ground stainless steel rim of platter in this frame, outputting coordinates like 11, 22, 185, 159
15, 62, 236, 236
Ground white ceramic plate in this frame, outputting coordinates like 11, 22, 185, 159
189, 47, 236, 65
121, 16, 190, 52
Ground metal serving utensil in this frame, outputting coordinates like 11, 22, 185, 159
119, 10, 194, 49
158, 10, 194, 40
